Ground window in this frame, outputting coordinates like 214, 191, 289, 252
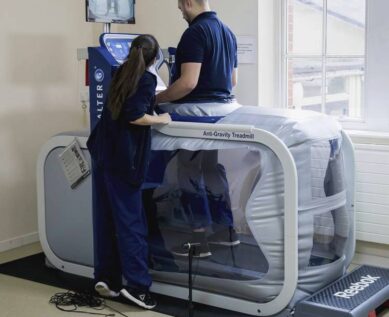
282, 0, 366, 120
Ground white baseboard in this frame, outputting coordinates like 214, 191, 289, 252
352, 252, 389, 269
0, 232, 39, 253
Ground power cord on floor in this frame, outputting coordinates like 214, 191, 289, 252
49, 290, 128, 317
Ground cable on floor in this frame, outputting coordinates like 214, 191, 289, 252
49, 290, 128, 317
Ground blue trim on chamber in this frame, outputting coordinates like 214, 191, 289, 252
170, 113, 224, 123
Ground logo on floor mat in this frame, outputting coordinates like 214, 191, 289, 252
334, 275, 381, 299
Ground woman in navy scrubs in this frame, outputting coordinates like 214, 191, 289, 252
87, 34, 171, 310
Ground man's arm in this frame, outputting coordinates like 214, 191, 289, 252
155, 63, 201, 104
232, 68, 238, 87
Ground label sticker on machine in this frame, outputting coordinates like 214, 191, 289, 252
202, 130, 255, 140
58, 139, 90, 189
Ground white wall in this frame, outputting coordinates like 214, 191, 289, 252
0, 0, 100, 250
212, 0, 259, 106
363, 0, 389, 132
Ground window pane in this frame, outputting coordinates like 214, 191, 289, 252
287, 0, 323, 55
325, 58, 365, 118
287, 59, 323, 111
327, 0, 366, 55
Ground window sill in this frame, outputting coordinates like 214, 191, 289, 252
346, 130, 389, 145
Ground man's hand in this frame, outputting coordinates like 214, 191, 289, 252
232, 68, 238, 87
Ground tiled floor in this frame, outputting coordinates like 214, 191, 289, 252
0, 243, 389, 317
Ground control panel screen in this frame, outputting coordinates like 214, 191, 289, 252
103, 36, 136, 64
86, 0, 135, 24
101, 34, 167, 91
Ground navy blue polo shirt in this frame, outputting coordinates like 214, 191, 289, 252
172, 11, 238, 103
87, 70, 157, 186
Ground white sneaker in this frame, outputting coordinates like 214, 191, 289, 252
95, 281, 120, 298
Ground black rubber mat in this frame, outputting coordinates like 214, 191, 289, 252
0, 253, 252, 317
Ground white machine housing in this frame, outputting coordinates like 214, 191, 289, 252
37, 105, 355, 317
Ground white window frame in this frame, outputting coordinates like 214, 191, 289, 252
279, 0, 368, 125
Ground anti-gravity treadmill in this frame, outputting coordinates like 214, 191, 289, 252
38, 33, 389, 317
38, 103, 359, 317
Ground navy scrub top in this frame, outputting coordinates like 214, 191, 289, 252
87, 70, 157, 186
172, 11, 238, 103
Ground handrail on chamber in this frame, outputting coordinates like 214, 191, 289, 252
154, 121, 298, 316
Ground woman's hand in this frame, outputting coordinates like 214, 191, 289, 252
130, 113, 171, 126
158, 113, 172, 124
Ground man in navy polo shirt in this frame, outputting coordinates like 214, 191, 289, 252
156, 0, 238, 108
156, 0, 240, 257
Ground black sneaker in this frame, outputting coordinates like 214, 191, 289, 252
171, 231, 211, 258
208, 227, 240, 246
95, 280, 120, 298
120, 288, 157, 310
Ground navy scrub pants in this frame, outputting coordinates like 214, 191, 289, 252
177, 150, 234, 230
92, 166, 152, 291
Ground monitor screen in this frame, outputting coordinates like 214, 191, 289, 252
86, 0, 135, 24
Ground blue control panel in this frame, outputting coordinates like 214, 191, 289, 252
88, 33, 166, 129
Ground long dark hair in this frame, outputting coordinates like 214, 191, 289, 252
107, 34, 160, 120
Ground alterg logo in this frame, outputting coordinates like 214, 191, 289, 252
94, 69, 104, 82
94, 68, 105, 120
334, 275, 380, 299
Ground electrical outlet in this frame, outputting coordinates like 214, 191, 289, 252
80, 90, 89, 103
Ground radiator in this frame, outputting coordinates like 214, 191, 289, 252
352, 136, 389, 244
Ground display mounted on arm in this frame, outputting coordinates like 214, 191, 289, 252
86, 0, 135, 24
